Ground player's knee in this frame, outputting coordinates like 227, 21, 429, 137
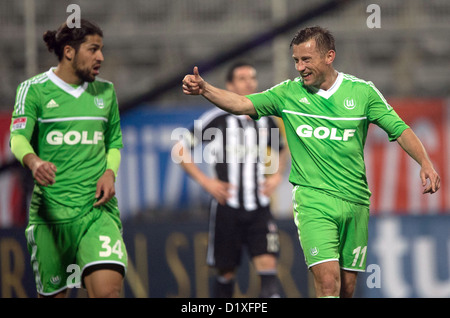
313, 271, 340, 297
217, 268, 236, 280
89, 284, 121, 298
84, 266, 124, 298
253, 254, 277, 272
318, 279, 339, 297
103, 286, 121, 298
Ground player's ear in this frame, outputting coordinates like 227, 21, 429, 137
63, 45, 76, 62
325, 50, 336, 65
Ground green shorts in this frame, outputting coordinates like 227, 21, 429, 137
292, 186, 369, 272
25, 205, 128, 296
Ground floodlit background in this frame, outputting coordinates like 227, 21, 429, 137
0, 0, 449, 298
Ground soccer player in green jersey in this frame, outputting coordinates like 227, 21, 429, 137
9, 19, 127, 298
182, 26, 440, 298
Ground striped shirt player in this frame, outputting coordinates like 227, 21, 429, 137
180, 107, 286, 296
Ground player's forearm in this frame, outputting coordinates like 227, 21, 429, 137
202, 82, 257, 116
176, 144, 210, 188
397, 128, 433, 168
10, 134, 36, 166
180, 161, 211, 189
106, 148, 121, 179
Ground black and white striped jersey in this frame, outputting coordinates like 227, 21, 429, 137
183, 108, 285, 211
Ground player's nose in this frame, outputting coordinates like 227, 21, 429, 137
296, 61, 306, 72
96, 50, 104, 62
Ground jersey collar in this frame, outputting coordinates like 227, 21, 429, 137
314, 71, 343, 99
46, 67, 88, 98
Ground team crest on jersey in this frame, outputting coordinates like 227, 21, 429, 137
310, 247, 319, 256
94, 97, 104, 109
344, 98, 356, 110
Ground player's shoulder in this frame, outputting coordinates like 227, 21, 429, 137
94, 76, 114, 85
340, 72, 377, 90
15, 72, 52, 102
92, 76, 115, 89
339, 72, 386, 101
264, 78, 301, 92
18, 71, 50, 88
258, 78, 305, 101
87, 77, 116, 97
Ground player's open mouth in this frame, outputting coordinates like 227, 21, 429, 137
302, 73, 312, 80
93, 65, 101, 75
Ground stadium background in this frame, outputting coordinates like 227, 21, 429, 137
0, 0, 449, 298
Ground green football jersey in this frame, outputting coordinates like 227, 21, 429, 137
247, 72, 409, 206
10, 67, 123, 223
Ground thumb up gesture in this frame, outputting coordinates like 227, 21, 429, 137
182, 66, 205, 95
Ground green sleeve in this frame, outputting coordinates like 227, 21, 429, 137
10, 135, 36, 166
104, 86, 123, 151
366, 82, 409, 141
106, 148, 121, 177
246, 80, 288, 120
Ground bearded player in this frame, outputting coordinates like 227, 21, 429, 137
10, 19, 127, 298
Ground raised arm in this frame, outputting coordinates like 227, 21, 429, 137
396, 128, 440, 194
182, 66, 257, 116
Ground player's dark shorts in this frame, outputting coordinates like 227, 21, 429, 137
206, 200, 280, 270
